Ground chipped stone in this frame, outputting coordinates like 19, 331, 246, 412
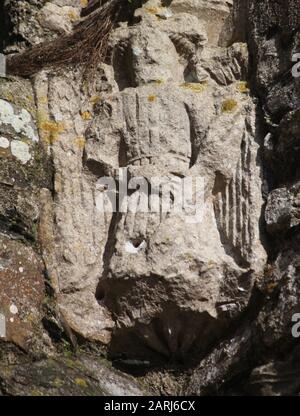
0, 137, 10, 149
125, 240, 147, 254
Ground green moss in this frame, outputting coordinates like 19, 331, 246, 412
64, 357, 85, 371
0, 77, 36, 117
52, 378, 65, 388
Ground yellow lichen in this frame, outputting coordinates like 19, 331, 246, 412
40, 121, 65, 135
74, 378, 88, 388
90, 95, 101, 105
31, 389, 43, 396
25, 312, 36, 323
65, 358, 85, 371
0, 148, 10, 158
74, 136, 86, 150
68, 10, 79, 22
3, 92, 14, 102
148, 95, 157, 102
39, 96, 48, 105
236, 81, 250, 94
80, 0, 89, 7
81, 110, 93, 121
221, 99, 238, 113
38, 114, 66, 145
146, 7, 161, 14
0, 366, 12, 378
180, 81, 208, 93
237, 42, 248, 52
52, 378, 64, 388
207, 260, 215, 269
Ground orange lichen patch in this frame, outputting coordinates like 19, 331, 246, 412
38, 116, 66, 145
148, 95, 157, 102
80, 110, 93, 121
180, 81, 208, 93
80, 0, 89, 7
236, 81, 250, 94
68, 10, 79, 23
146, 7, 161, 14
221, 99, 238, 113
0, 148, 10, 158
266, 282, 278, 294
74, 136, 86, 150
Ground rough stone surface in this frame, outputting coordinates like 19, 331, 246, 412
1, 0, 300, 396
2, 0, 83, 53
0, 235, 45, 350
0, 354, 144, 396
188, 0, 300, 395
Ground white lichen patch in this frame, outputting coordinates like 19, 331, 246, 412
0, 99, 38, 142
9, 304, 18, 315
11, 140, 32, 164
132, 47, 143, 56
0, 137, 10, 149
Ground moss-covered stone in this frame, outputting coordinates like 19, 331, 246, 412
0, 354, 144, 396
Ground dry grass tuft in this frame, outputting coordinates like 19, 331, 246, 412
6, 0, 126, 78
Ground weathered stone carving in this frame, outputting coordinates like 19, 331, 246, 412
33, 0, 266, 360
4, 0, 300, 396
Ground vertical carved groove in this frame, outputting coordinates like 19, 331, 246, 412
214, 128, 255, 267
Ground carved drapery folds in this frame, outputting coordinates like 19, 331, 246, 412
34, 0, 266, 360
